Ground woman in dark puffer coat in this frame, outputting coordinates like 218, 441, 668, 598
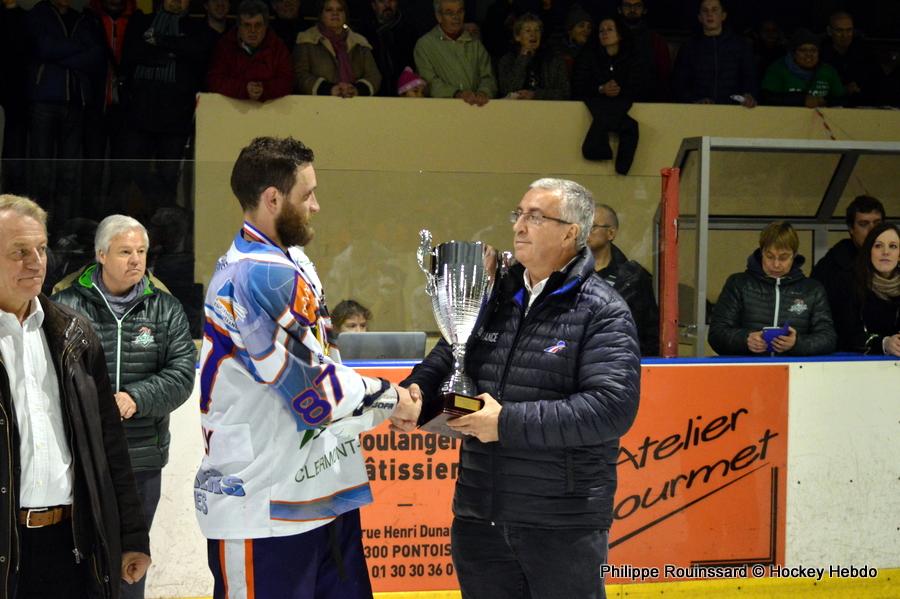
709, 221, 837, 356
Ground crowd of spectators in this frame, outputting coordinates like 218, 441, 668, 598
1, 0, 897, 196
709, 197, 898, 358
0, 0, 896, 211
0, 0, 897, 349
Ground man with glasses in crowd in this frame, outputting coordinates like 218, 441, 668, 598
403, 178, 640, 599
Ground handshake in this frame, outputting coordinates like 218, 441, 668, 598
388, 384, 422, 433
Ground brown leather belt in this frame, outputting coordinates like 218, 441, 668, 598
18, 506, 72, 528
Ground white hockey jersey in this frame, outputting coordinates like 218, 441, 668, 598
195, 223, 396, 539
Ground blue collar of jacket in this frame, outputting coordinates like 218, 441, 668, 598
509, 246, 595, 307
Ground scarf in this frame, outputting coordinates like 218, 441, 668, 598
134, 10, 181, 83
93, 267, 147, 318
318, 23, 354, 84
784, 53, 814, 82
871, 270, 900, 302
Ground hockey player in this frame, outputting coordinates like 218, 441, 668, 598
196, 136, 420, 598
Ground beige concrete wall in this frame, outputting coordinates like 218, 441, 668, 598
195, 94, 900, 331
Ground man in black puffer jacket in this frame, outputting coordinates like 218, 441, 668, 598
52, 214, 195, 599
709, 221, 836, 356
403, 178, 640, 599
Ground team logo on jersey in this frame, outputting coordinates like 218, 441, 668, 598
194, 468, 246, 514
544, 340, 567, 354
788, 299, 809, 315
291, 274, 318, 325
133, 326, 155, 346
213, 292, 247, 328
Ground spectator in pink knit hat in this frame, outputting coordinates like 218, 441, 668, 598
397, 65, 426, 96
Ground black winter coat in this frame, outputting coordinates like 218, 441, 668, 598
25, 0, 106, 107
497, 48, 570, 100
832, 281, 900, 354
709, 250, 837, 356
0, 297, 150, 599
119, 11, 208, 134
598, 244, 659, 357
672, 29, 758, 104
51, 265, 196, 471
403, 248, 641, 529
811, 238, 857, 315
572, 43, 652, 103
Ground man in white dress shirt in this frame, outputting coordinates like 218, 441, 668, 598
0, 194, 150, 599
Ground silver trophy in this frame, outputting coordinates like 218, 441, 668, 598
416, 230, 499, 437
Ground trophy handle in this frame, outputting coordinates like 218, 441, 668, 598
417, 229, 436, 296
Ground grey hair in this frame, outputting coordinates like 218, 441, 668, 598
434, 0, 463, 13
595, 203, 619, 228
0, 194, 48, 227
95, 214, 149, 256
529, 178, 595, 248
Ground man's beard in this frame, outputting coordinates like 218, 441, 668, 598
276, 201, 314, 247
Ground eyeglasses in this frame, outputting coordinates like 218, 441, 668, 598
509, 209, 572, 226
591, 224, 614, 232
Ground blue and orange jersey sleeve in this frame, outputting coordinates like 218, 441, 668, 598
233, 260, 368, 429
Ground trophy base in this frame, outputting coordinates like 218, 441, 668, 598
419, 392, 485, 439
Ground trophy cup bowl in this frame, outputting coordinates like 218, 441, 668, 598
416, 229, 499, 438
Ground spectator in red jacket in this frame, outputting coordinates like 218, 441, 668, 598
207, 0, 294, 101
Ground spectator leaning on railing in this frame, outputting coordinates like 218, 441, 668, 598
413, 0, 497, 104
207, 0, 294, 102
672, 0, 758, 107
497, 13, 569, 101
294, 0, 382, 97
761, 29, 845, 107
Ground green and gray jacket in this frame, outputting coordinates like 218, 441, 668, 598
51, 264, 196, 471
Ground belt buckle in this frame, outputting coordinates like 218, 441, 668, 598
25, 507, 49, 529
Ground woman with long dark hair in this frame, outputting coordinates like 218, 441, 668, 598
571, 15, 650, 174
833, 222, 900, 356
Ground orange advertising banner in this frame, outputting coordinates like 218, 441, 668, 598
357, 364, 788, 592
